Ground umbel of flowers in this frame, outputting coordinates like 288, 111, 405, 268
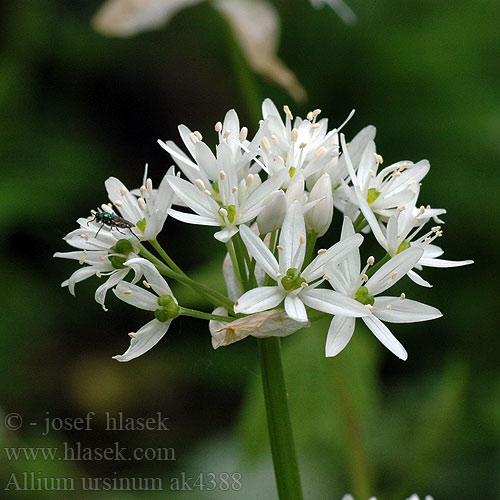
55, 98, 472, 362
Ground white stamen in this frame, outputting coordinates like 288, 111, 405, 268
300, 282, 309, 288
366, 304, 374, 311
96, 271, 102, 278
367, 256, 375, 266
189, 133, 199, 144
138, 198, 146, 211
143, 280, 150, 288
123, 290, 133, 295
323, 274, 331, 281
194, 131, 203, 141
389, 271, 398, 279
299, 142, 307, 149
317, 248, 327, 254
223, 130, 230, 139
119, 187, 128, 195
115, 200, 123, 207
386, 304, 392, 309
140, 185, 147, 196
397, 205, 405, 211
239, 127, 248, 141
231, 186, 238, 193
277, 245, 284, 251
219, 208, 228, 217
283, 105, 293, 121
374, 153, 384, 164
400, 293, 406, 300
246, 174, 254, 186
146, 178, 153, 193
219, 170, 226, 180
102, 203, 113, 213
262, 136, 271, 151
128, 332, 137, 338
300, 235, 306, 244
369, 169, 376, 178
271, 135, 278, 144
79, 255, 85, 265
311, 123, 320, 129
362, 273, 369, 282
215, 121, 222, 132
204, 190, 212, 196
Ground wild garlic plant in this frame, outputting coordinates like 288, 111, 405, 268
54, 98, 472, 499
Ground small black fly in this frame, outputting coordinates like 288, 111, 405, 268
88, 209, 139, 239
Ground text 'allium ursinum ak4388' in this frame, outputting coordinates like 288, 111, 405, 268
54, 98, 472, 361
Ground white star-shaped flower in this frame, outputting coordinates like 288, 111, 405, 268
112, 258, 178, 362
54, 216, 140, 310
105, 165, 176, 241
317, 218, 442, 360
234, 201, 370, 322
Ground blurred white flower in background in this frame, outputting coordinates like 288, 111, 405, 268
92, 0, 355, 101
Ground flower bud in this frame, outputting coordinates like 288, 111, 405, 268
256, 190, 287, 234
304, 173, 333, 236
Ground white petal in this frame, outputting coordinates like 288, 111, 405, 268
362, 315, 407, 360
194, 141, 219, 180
64, 266, 99, 295
300, 288, 370, 317
325, 315, 356, 357
214, 226, 239, 242
367, 247, 424, 295
167, 208, 219, 226
302, 233, 363, 282
419, 257, 474, 268
407, 269, 433, 287
284, 294, 308, 322
124, 258, 173, 297
113, 319, 170, 362
114, 281, 159, 311
234, 286, 285, 314
239, 224, 279, 278
279, 201, 306, 271
374, 297, 442, 323
95, 269, 130, 311
166, 176, 220, 217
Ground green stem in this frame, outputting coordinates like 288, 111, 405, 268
226, 238, 247, 290
149, 239, 184, 276
179, 307, 234, 323
304, 231, 318, 269
353, 213, 369, 233
139, 244, 234, 311
258, 337, 303, 500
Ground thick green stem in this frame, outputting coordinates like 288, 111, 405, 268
258, 337, 303, 500
139, 244, 234, 311
149, 239, 184, 276
179, 307, 234, 323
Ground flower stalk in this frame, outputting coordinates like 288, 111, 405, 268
258, 337, 304, 500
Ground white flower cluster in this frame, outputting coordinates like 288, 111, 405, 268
55, 99, 472, 361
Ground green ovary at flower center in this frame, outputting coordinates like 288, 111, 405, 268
154, 294, 180, 322
367, 188, 381, 205
108, 239, 135, 269
220, 204, 236, 223
288, 166, 296, 178
354, 285, 374, 306
281, 268, 306, 291
396, 239, 411, 254
136, 217, 147, 234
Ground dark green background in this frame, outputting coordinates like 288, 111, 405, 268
0, 1, 498, 499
